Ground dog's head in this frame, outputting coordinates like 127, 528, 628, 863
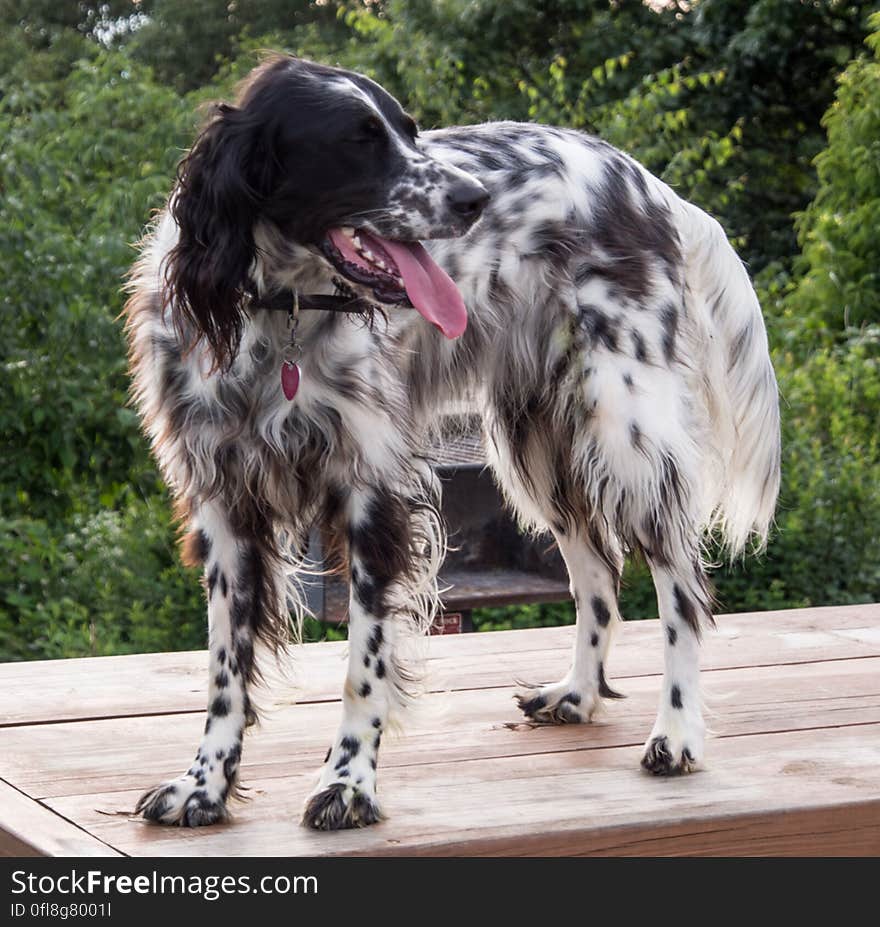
163, 55, 489, 368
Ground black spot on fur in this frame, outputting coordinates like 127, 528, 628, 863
353, 570, 378, 614
660, 303, 678, 363
210, 695, 230, 717
666, 624, 678, 646
217, 647, 226, 665
223, 744, 241, 783
598, 662, 625, 699
589, 159, 681, 301
561, 692, 581, 706
529, 219, 582, 266
194, 530, 211, 564
207, 564, 219, 599
341, 736, 360, 757
158, 359, 192, 444
673, 583, 699, 634
375, 658, 386, 679
234, 635, 254, 680
671, 685, 683, 709
214, 671, 229, 689
591, 595, 611, 627
368, 623, 384, 655
590, 631, 599, 647
637, 455, 687, 568
630, 421, 644, 450
360, 681, 372, 698
579, 304, 619, 352
372, 717, 381, 728
349, 488, 412, 616
623, 372, 635, 390
631, 329, 649, 363
729, 323, 753, 372
220, 572, 228, 597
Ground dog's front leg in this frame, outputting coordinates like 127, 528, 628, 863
137, 500, 280, 826
302, 482, 432, 830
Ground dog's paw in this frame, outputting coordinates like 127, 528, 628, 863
514, 679, 601, 724
136, 777, 229, 827
302, 782, 384, 831
640, 711, 705, 776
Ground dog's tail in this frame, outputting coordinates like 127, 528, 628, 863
679, 202, 781, 556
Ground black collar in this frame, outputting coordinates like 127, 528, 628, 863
247, 286, 369, 315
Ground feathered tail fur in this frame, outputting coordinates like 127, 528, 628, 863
679, 202, 781, 555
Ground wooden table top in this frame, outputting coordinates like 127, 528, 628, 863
1, 603, 879, 856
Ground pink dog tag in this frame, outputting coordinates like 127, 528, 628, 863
281, 361, 300, 400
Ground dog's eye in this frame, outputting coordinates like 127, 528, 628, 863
353, 116, 386, 145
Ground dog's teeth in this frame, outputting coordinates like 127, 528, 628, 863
352, 235, 362, 249
342, 227, 355, 237
374, 258, 387, 270
363, 248, 375, 261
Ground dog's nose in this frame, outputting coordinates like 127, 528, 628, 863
447, 181, 490, 221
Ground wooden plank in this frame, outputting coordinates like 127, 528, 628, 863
1, 656, 876, 799
41, 724, 880, 857
0, 779, 122, 858
2, 604, 878, 727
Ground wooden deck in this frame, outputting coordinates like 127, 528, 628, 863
1, 603, 879, 857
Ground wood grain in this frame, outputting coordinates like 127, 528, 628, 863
2, 656, 877, 799
1, 603, 878, 726
1, 604, 878, 857
41, 724, 880, 857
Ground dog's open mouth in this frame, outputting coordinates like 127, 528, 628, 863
321, 228, 467, 339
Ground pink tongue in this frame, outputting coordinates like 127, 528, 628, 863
328, 229, 467, 339
379, 239, 467, 339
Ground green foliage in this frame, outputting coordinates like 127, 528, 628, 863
0, 495, 205, 660
711, 340, 880, 612
785, 11, 880, 347
1, 0, 879, 660
0, 42, 192, 521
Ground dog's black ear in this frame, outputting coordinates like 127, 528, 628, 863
164, 103, 280, 370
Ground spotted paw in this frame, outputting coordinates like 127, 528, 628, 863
641, 711, 704, 776
640, 735, 699, 775
515, 682, 596, 724
136, 777, 229, 827
301, 782, 384, 830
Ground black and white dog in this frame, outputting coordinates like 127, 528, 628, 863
125, 56, 780, 830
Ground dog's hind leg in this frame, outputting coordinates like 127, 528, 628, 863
483, 398, 627, 723
302, 469, 442, 831
640, 555, 711, 774
515, 531, 626, 723
136, 499, 285, 826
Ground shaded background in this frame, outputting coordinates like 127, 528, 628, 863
1, 0, 878, 660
